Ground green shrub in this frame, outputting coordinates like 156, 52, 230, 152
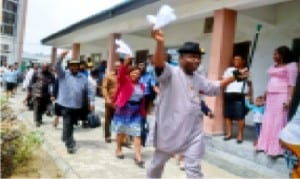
13, 130, 44, 165
1, 127, 44, 178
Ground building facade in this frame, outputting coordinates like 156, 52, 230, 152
41, 0, 300, 134
0, 0, 27, 65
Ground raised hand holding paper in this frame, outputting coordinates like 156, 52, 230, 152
146, 4, 176, 30
155, 5, 176, 29
115, 39, 133, 57
146, 15, 157, 25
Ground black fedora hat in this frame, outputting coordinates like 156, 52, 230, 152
177, 42, 205, 55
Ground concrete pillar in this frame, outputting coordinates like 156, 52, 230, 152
72, 43, 80, 60
204, 9, 237, 135
107, 33, 121, 73
17, 0, 28, 66
50, 47, 57, 65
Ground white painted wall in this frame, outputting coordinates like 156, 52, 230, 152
239, 0, 300, 99
119, 1, 300, 126
38, 0, 298, 129
141, 0, 299, 103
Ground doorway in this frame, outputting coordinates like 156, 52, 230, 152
292, 38, 300, 60
233, 41, 251, 61
135, 49, 149, 64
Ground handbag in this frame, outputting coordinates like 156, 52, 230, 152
87, 112, 101, 128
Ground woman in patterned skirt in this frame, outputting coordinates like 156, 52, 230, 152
111, 57, 146, 168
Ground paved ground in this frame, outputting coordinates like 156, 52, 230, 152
7, 89, 239, 178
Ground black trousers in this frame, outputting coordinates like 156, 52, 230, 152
60, 106, 81, 148
33, 97, 50, 123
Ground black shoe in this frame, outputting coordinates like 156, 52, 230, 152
270, 154, 283, 159
134, 158, 144, 168
223, 136, 232, 141
237, 139, 243, 144
36, 121, 41, 127
67, 146, 77, 154
105, 138, 112, 143
255, 149, 264, 153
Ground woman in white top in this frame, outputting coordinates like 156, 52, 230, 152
223, 55, 250, 143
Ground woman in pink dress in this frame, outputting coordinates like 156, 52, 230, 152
256, 46, 298, 156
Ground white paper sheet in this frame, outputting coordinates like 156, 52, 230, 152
146, 4, 176, 30
115, 39, 133, 57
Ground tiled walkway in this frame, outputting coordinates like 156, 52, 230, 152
8, 90, 239, 178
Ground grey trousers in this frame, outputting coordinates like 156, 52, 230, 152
147, 144, 204, 179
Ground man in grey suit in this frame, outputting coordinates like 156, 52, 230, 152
147, 30, 248, 178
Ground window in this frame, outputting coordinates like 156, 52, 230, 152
233, 41, 251, 61
0, 56, 8, 65
135, 49, 149, 63
0, 24, 14, 36
3, 0, 18, 13
7, 1, 18, 12
80, 55, 85, 61
2, 12, 16, 24
91, 53, 102, 65
0, 44, 10, 53
166, 48, 179, 66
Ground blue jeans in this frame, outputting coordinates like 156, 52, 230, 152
61, 107, 81, 148
255, 123, 261, 139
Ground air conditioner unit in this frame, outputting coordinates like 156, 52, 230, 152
203, 17, 214, 34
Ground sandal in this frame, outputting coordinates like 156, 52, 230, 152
237, 139, 243, 144
134, 158, 144, 168
223, 136, 232, 141
116, 151, 124, 159
116, 154, 124, 159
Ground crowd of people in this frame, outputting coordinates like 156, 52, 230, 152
0, 62, 22, 97
1, 27, 299, 178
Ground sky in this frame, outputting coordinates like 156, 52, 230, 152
23, 0, 126, 55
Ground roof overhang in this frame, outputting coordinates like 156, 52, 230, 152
41, 0, 159, 44
41, 0, 295, 52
